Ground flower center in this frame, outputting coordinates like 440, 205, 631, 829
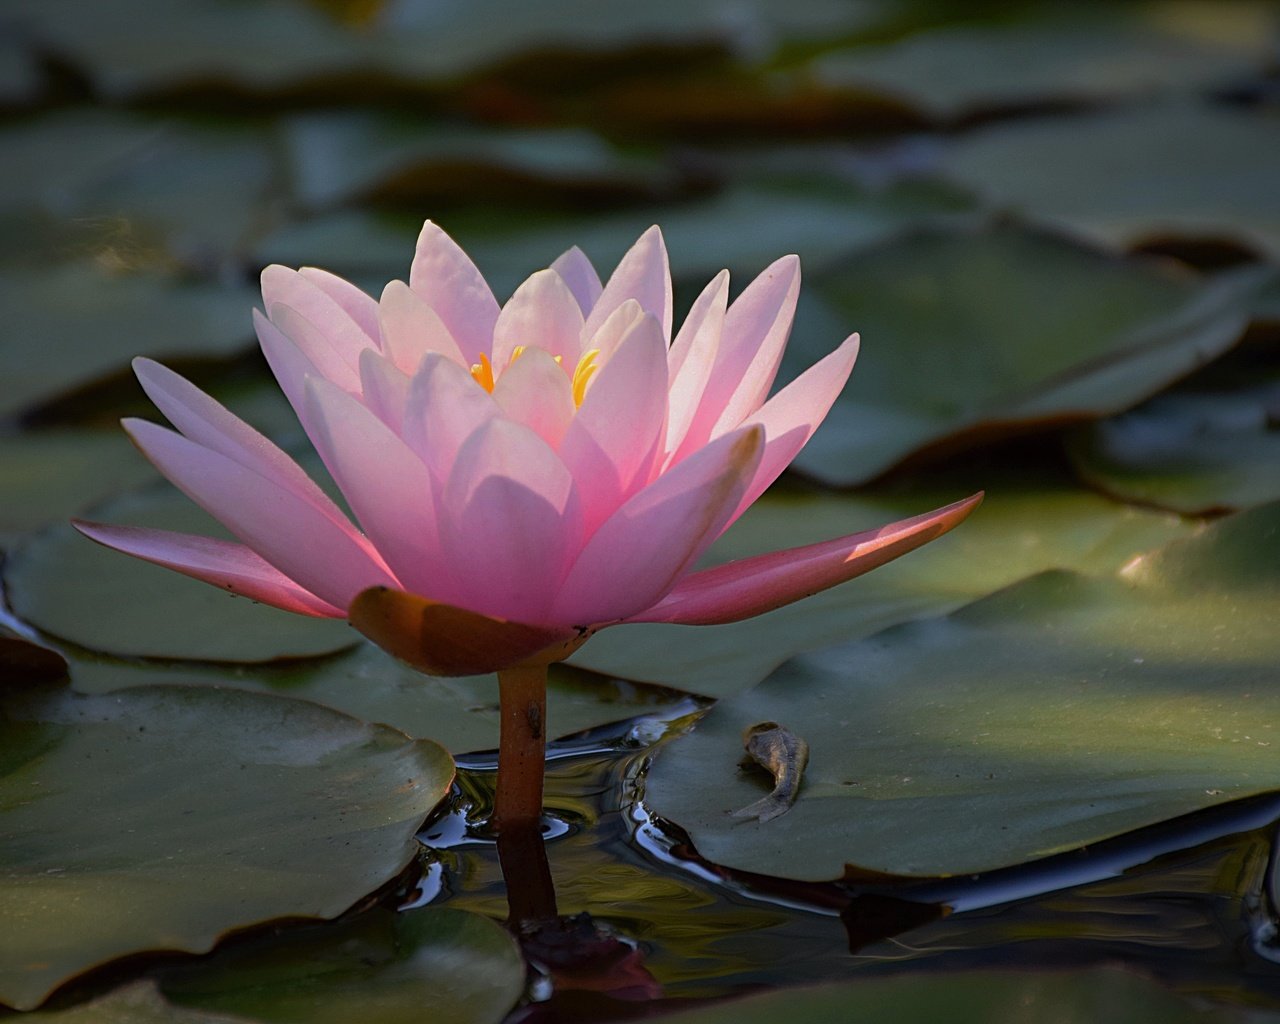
469, 347, 601, 407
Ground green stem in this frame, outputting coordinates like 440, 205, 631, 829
493, 661, 548, 834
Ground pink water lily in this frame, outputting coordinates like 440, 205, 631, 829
75, 221, 978, 677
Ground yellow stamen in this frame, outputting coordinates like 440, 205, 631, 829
572, 349, 600, 406
510, 345, 527, 363
470, 352, 495, 392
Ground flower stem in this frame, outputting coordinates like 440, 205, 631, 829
493, 661, 548, 834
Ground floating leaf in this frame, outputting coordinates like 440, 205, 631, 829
781, 223, 1260, 486
5, 484, 355, 662
1067, 373, 1280, 515
646, 502, 1280, 879
158, 908, 524, 1024
24, 981, 244, 1023
944, 103, 1280, 261
0, 680, 453, 1010
572, 470, 1190, 695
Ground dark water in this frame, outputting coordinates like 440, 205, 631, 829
406, 712, 1280, 1021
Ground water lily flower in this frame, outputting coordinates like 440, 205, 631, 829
75, 221, 980, 829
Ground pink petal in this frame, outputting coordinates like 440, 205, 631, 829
378, 279, 467, 374
262, 303, 363, 394
674, 255, 801, 460
408, 220, 500, 364
358, 348, 411, 434
438, 418, 582, 623
664, 270, 728, 457
400, 352, 500, 483
559, 312, 669, 536
582, 226, 672, 343
627, 493, 984, 625
261, 265, 375, 372
132, 357, 355, 536
123, 418, 396, 610
728, 332, 860, 522
71, 521, 343, 617
581, 298, 644, 364
304, 375, 439, 599
550, 424, 764, 626
298, 267, 380, 343
254, 308, 325, 439
550, 246, 603, 316
491, 346, 576, 449
492, 268, 586, 371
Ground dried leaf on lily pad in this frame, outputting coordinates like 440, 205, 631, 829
645, 501, 1280, 880
943, 103, 1280, 262
780, 222, 1263, 486
156, 907, 524, 1024
5, 485, 355, 662
1066, 373, 1280, 515
571, 470, 1190, 695
0, 680, 453, 1011
625, 967, 1253, 1024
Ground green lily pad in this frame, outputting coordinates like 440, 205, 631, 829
67, 645, 692, 754
944, 103, 1280, 262
646, 501, 1280, 879
572, 469, 1190, 696
630, 968, 1264, 1024
782, 222, 1261, 486
5, 484, 356, 662
0, 680, 453, 1010
813, 6, 1277, 119
1066, 373, 1280, 515
1, 261, 255, 421
155, 908, 523, 1024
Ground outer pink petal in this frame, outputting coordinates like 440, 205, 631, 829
664, 270, 728, 458
559, 312, 669, 535
492, 268, 585, 370
491, 346, 576, 449
132, 357, 356, 536
550, 424, 764, 627
582, 226, 672, 343
255, 308, 326, 439
378, 279, 467, 374
627, 493, 984, 626
298, 267, 380, 343
408, 220, 500, 364
550, 246, 603, 316
358, 348, 411, 434
71, 521, 343, 617
304, 376, 439, 599
123, 418, 396, 610
262, 303, 363, 394
262, 265, 375, 372
439, 418, 582, 623
675, 255, 801, 460
728, 333, 860, 522
400, 352, 500, 483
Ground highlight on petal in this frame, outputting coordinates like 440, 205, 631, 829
582, 225, 672, 343
491, 346, 576, 449
550, 246, 603, 316
492, 268, 585, 371
72, 521, 343, 617
122, 418, 395, 611
378, 279, 467, 374
408, 220, 499, 364
551, 424, 764, 626
628, 493, 984, 626
349, 586, 584, 677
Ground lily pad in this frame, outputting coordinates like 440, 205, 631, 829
783, 222, 1261, 486
24, 981, 244, 1023
1066, 373, 1280, 515
630, 968, 1264, 1024
572, 469, 1190, 695
5, 484, 356, 662
944, 102, 1280, 262
0, 680, 453, 1010
1, 261, 255, 421
646, 501, 1280, 879
813, 6, 1277, 120
157, 907, 524, 1024
67, 644, 693, 754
